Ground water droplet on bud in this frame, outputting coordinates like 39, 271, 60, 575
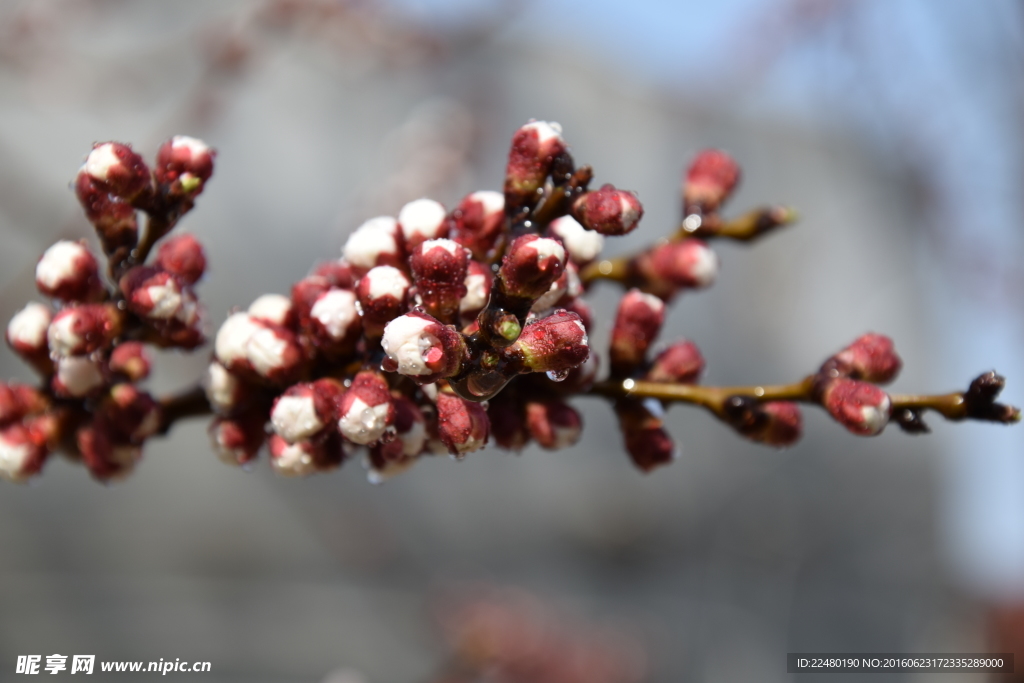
546, 369, 570, 382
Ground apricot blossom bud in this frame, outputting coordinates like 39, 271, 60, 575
336, 372, 395, 446
381, 312, 467, 384
410, 239, 469, 320
109, 342, 151, 382
507, 310, 589, 373
52, 356, 105, 398
119, 267, 195, 322
755, 402, 803, 447
80, 142, 152, 202
525, 400, 582, 450
35, 240, 102, 302
342, 216, 404, 275
311, 260, 356, 289
47, 304, 123, 357
684, 149, 741, 213
505, 120, 566, 207
308, 288, 361, 352
436, 392, 490, 457
498, 235, 566, 301
155, 234, 207, 285
610, 290, 665, 376
487, 395, 529, 451
647, 340, 705, 384
822, 378, 891, 436
827, 333, 902, 384
451, 190, 505, 260
154, 135, 215, 197
398, 198, 448, 249
637, 240, 718, 295
75, 173, 138, 254
291, 276, 332, 326
103, 384, 162, 442
548, 215, 604, 265
209, 412, 266, 467
616, 399, 675, 472
355, 266, 411, 336
570, 184, 643, 236
248, 294, 296, 328
459, 260, 493, 321
244, 321, 304, 384
0, 423, 48, 483
203, 361, 247, 415
271, 379, 341, 443
7, 302, 52, 359
77, 422, 139, 481
268, 434, 343, 477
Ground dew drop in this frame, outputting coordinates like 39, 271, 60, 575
546, 368, 570, 382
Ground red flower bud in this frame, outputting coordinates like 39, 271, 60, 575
398, 198, 449, 250
381, 312, 467, 384
822, 378, 891, 436
451, 190, 505, 261
35, 240, 102, 302
79, 142, 152, 202
684, 149, 741, 213
531, 263, 581, 313
525, 400, 582, 450
459, 260, 494, 322
0, 423, 48, 483
754, 402, 803, 447
248, 294, 297, 329
209, 412, 266, 467
636, 239, 718, 296
436, 392, 490, 457
646, 340, 705, 384
827, 333, 902, 384
119, 267, 197, 323
213, 313, 303, 384
310, 260, 356, 289
109, 341, 151, 382
0, 383, 23, 426
290, 275, 332, 326
615, 399, 675, 473
487, 395, 529, 451
271, 379, 342, 443
365, 396, 426, 483
610, 289, 665, 376
548, 215, 605, 265
268, 433, 343, 477
498, 235, 566, 301
7, 302, 52, 360
74, 173, 138, 254
77, 422, 139, 482
203, 361, 249, 415
571, 184, 643, 236
47, 304, 123, 357
342, 216, 404, 276
102, 384, 162, 442
507, 310, 589, 374
355, 265, 412, 337
52, 356, 106, 398
307, 287, 361, 354
154, 233, 206, 285
154, 135, 215, 197
410, 238, 470, 320
336, 371, 395, 446
505, 120, 566, 207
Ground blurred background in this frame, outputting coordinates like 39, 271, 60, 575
1, 1, 1022, 681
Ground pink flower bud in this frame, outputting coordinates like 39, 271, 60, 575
646, 340, 705, 384
436, 392, 489, 456
459, 260, 494, 322
822, 378, 891, 436
498, 235, 566, 301
336, 371, 395, 445
615, 399, 675, 473
828, 333, 903, 384
355, 266, 411, 336
548, 215, 605, 265
311, 260, 356, 289
451, 190, 505, 260
381, 312, 467, 384
342, 216, 404, 276
154, 135, 215, 197
365, 396, 425, 482
487, 396, 529, 451
525, 400, 582, 450
410, 238, 469, 321
209, 412, 266, 467
507, 310, 589, 373
398, 198, 449, 249
35, 240, 102, 302
47, 304, 123, 357
684, 149, 741, 213
0, 423, 48, 483
268, 433, 342, 477
203, 361, 249, 415
271, 379, 341, 443
291, 275, 332, 326
248, 294, 296, 329
109, 342, 151, 382
80, 142, 152, 202
755, 402, 803, 447
74, 173, 138, 254
610, 289, 665, 375
214, 313, 261, 372
77, 423, 139, 482
154, 233, 206, 285
244, 320, 304, 385
505, 120, 566, 207
119, 267, 195, 322
7, 302, 52, 359
571, 184, 643, 236
52, 356, 106, 398
636, 240, 718, 295
102, 384, 162, 442
308, 287, 361, 353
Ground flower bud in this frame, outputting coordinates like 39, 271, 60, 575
525, 400, 582, 450
410, 238, 469, 321
80, 142, 152, 202
154, 135, 215, 197
203, 361, 248, 415
102, 384, 162, 442
570, 184, 643, 236
459, 260, 494, 322
77, 423, 139, 482
271, 379, 341, 443
398, 198, 448, 250
342, 216, 404, 276
154, 234, 207, 285
214, 313, 263, 373
684, 149, 740, 214
35, 240, 102, 302
827, 333, 902, 384
636, 240, 718, 296
308, 287, 361, 353
504, 120, 566, 208
119, 267, 194, 321
0, 383, 23, 426
755, 402, 803, 447
610, 289, 665, 376
0, 423, 48, 483
244, 320, 304, 385
487, 395, 529, 451
381, 312, 467, 384
336, 371, 395, 445
451, 190, 505, 260
209, 412, 266, 467
365, 396, 425, 482
52, 356, 105, 398
109, 342, 151, 382
355, 265, 412, 337
646, 340, 705, 384
615, 399, 675, 472
530, 264, 576, 313
822, 378, 891, 436
248, 293, 296, 329
74, 173, 138, 254
498, 235, 566, 301
436, 392, 489, 457
507, 310, 589, 373
563, 297, 593, 332
7, 302, 52, 359
548, 215, 605, 265
47, 304, 123, 357
268, 433, 343, 477
311, 260, 356, 289
291, 275, 333, 326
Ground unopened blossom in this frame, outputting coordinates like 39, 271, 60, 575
548, 215, 605, 265
209, 413, 266, 466
571, 184, 643, 236
381, 312, 467, 384
497, 235, 566, 302
647, 340, 705, 384
119, 267, 193, 321
35, 240, 102, 302
451, 190, 505, 260
827, 333, 902, 384
459, 260, 493, 321
365, 396, 426, 482
336, 371, 395, 445
822, 378, 891, 436
616, 399, 675, 472
271, 379, 342, 443
7, 302, 52, 359
410, 239, 469, 321
248, 294, 296, 328
308, 287, 361, 352
74, 173, 138, 254
610, 289, 665, 376
77, 423, 139, 481
154, 234, 207, 285
268, 434, 343, 477
355, 266, 411, 336
47, 304, 123, 357
506, 310, 589, 374
311, 260, 356, 289
398, 198, 448, 249
203, 361, 247, 415
525, 400, 582, 450
101, 384, 162, 442
291, 275, 333, 326
684, 149, 741, 214
213, 312, 302, 383
0, 423, 47, 483
154, 135, 215, 197
752, 402, 803, 447
109, 342, 151, 382
636, 239, 718, 297
53, 356, 105, 398
504, 120, 566, 208
342, 216, 404, 275
487, 395, 529, 451
79, 142, 152, 202
436, 392, 490, 456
